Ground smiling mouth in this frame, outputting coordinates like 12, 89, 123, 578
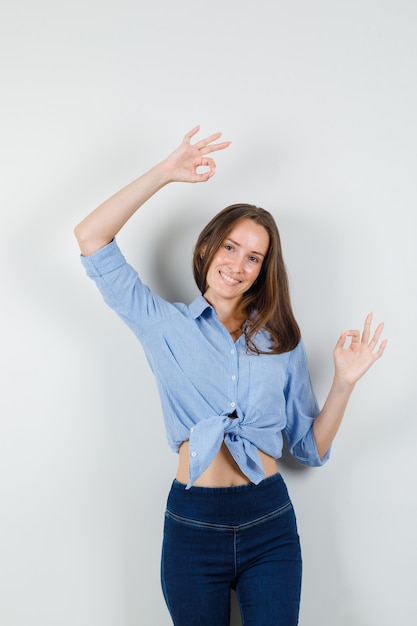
219, 271, 241, 285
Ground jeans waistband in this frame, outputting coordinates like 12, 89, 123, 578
166, 473, 291, 527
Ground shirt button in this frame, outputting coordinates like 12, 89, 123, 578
190, 427, 195, 433
191, 451, 198, 458
230, 349, 235, 355
230, 402, 236, 408
231, 375, 236, 381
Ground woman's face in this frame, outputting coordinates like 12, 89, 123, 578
204, 219, 270, 310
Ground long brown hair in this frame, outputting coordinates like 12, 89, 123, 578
192, 204, 300, 355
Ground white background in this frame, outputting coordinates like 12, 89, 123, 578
1, 1, 416, 624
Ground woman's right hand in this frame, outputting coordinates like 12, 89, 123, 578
161, 126, 231, 184
74, 126, 230, 256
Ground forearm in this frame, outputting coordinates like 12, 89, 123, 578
74, 127, 231, 256
313, 375, 355, 459
74, 161, 170, 256
313, 316, 387, 459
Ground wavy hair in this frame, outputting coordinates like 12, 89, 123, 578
192, 204, 300, 354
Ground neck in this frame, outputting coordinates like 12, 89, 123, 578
202, 293, 246, 337
218, 315, 246, 336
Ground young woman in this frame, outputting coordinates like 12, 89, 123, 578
74, 127, 387, 625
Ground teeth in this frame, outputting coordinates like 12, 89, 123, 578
220, 271, 240, 285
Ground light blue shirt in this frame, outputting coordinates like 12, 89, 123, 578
81, 239, 330, 488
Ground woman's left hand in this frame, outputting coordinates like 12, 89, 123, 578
333, 313, 387, 387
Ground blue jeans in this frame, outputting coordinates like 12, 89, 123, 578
161, 473, 302, 625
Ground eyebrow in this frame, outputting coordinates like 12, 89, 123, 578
226, 237, 266, 258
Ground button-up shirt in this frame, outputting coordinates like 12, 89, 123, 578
81, 239, 330, 488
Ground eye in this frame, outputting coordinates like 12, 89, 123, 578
224, 243, 234, 252
248, 255, 259, 264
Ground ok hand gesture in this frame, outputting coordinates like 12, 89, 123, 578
161, 126, 231, 184
333, 313, 387, 388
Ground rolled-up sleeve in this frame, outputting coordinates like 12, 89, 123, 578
80, 239, 174, 336
284, 341, 330, 467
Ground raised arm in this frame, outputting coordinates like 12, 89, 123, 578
313, 313, 387, 458
74, 126, 231, 256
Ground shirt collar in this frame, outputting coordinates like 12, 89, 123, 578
188, 295, 214, 319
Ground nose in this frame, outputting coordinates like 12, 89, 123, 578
230, 253, 245, 273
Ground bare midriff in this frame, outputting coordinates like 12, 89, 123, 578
176, 440, 279, 487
